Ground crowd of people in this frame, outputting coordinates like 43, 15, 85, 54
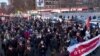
0, 16, 99, 56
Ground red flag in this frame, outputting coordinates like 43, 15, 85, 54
86, 16, 91, 30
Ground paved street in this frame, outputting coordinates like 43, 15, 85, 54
92, 47, 100, 56
87, 47, 100, 56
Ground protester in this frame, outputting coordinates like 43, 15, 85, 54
0, 15, 99, 56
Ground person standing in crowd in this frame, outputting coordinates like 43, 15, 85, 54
84, 29, 91, 41
76, 31, 84, 42
38, 40, 47, 56
24, 30, 30, 40
24, 45, 33, 56
6, 46, 15, 56
17, 42, 25, 56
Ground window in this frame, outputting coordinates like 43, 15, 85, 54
45, 2, 52, 5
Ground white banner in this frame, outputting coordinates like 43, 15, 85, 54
36, 0, 45, 7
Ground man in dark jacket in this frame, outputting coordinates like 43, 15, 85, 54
17, 42, 25, 56
6, 46, 15, 56
24, 46, 33, 56
38, 41, 47, 56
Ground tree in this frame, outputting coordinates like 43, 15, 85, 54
9, 0, 35, 12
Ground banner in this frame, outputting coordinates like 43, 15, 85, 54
67, 35, 100, 56
36, 0, 44, 7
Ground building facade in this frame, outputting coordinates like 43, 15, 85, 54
36, 0, 67, 9
36, 0, 100, 9
9, 0, 100, 11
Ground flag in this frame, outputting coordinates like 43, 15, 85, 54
86, 16, 91, 30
